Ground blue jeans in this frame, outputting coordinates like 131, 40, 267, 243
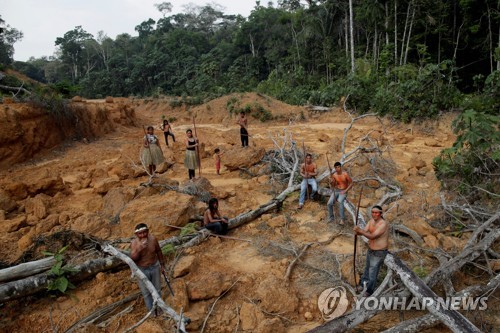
327, 190, 347, 221
205, 218, 229, 235
360, 249, 388, 295
138, 261, 161, 310
299, 178, 317, 205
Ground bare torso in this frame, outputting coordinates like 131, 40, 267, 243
130, 234, 161, 267
366, 218, 389, 250
332, 172, 351, 190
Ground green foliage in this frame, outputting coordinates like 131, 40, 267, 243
27, 87, 76, 124
179, 222, 198, 236
42, 245, 78, 294
433, 71, 499, 192
161, 243, 175, 256
412, 265, 428, 278
373, 63, 461, 122
226, 96, 240, 114
250, 103, 273, 122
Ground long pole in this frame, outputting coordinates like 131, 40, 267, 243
325, 153, 333, 190
353, 185, 364, 287
192, 117, 202, 176
142, 126, 153, 176
302, 140, 309, 200
162, 271, 175, 297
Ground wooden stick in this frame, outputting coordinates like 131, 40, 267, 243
302, 139, 310, 200
353, 186, 364, 286
192, 116, 202, 176
285, 243, 312, 281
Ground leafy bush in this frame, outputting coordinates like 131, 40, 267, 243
42, 245, 78, 294
433, 71, 499, 194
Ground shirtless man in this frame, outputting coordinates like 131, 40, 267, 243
236, 112, 249, 147
130, 223, 166, 311
327, 162, 353, 225
298, 153, 318, 209
353, 205, 389, 296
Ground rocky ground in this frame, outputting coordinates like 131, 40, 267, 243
0, 93, 495, 332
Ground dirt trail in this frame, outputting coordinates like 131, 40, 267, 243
0, 94, 462, 332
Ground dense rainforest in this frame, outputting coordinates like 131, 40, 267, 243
0, 0, 499, 191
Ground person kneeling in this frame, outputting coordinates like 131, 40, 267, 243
203, 198, 229, 235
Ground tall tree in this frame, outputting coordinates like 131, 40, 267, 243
55, 26, 93, 81
0, 16, 23, 65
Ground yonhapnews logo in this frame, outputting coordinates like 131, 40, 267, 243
317, 286, 350, 321
318, 285, 489, 322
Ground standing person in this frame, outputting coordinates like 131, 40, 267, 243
213, 148, 224, 175
298, 153, 318, 209
353, 205, 389, 297
236, 112, 249, 147
184, 129, 198, 180
203, 198, 229, 235
161, 119, 175, 146
130, 223, 167, 313
141, 126, 165, 177
327, 162, 353, 225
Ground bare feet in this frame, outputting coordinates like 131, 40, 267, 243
297, 204, 303, 210
339, 220, 345, 226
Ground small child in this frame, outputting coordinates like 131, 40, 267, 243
214, 148, 224, 175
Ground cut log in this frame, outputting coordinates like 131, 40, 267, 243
0, 256, 125, 303
384, 254, 481, 333
381, 273, 500, 333
0, 257, 56, 283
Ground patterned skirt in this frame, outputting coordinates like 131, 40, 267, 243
184, 150, 198, 170
141, 143, 165, 166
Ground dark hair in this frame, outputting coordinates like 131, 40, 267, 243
163, 119, 169, 125
134, 223, 148, 231
215, 148, 220, 153
147, 126, 154, 131
208, 198, 218, 215
372, 205, 384, 217
306, 153, 312, 158
186, 129, 192, 134
334, 162, 341, 167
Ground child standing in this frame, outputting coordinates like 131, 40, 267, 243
160, 119, 175, 146
214, 148, 224, 175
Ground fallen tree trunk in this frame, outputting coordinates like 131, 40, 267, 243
0, 257, 55, 283
425, 228, 500, 288
384, 254, 481, 333
381, 273, 500, 333
0, 256, 125, 303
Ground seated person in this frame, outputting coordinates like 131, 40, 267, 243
203, 198, 229, 235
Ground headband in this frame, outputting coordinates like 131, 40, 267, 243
372, 207, 383, 213
135, 226, 148, 233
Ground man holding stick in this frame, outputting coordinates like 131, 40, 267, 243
130, 223, 167, 312
298, 153, 317, 209
327, 162, 353, 225
353, 205, 389, 296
